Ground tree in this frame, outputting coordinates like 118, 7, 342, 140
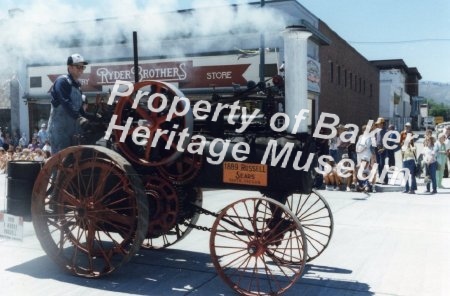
427, 99, 450, 120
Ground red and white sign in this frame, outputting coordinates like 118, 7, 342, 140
29, 53, 280, 96
47, 60, 251, 91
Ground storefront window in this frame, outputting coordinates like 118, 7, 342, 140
28, 101, 51, 137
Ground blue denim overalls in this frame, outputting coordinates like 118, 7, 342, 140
48, 74, 83, 154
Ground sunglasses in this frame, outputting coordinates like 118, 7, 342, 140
72, 65, 86, 70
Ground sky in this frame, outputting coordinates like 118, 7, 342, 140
299, 0, 450, 84
0, 0, 449, 83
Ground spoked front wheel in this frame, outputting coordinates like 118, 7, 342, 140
285, 189, 333, 262
262, 189, 334, 262
209, 197, 307, 296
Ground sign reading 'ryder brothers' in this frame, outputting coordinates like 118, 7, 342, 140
47, 61, 250, 91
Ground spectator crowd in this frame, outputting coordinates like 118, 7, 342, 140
0, 123, 51, 174
314, 118, 450, 194
2, 115, 450, 196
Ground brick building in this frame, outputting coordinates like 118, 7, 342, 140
318, 20, 380, 128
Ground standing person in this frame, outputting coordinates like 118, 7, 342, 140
11, 130, 20, 148
435, 133, 447, 188
32, 127, 39, 142
37, 123, 49, 148
401, 136, 417, 194
386, 124, 399, 168
18, 132, 28, 148
336, 124, 350, 163
48, 53, 90, 155
445, 125, 450, 178
329, 132, 338, 162
424, 128, 435, 143
399, 122, 414, 153
374, 117, 387, 184
355, 124, 375, 166
422, 136, 437, 194
0, 130, 4, 149
314, 130, 329, 189
4, 132, 12, 150
347, 126, 357, 164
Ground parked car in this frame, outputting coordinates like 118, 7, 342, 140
435, 121, 450, 135
423, 116, 435, 130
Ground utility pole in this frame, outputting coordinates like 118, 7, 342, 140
259, 0, 265, 85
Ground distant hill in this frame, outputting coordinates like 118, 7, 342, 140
419, 81, 450, 105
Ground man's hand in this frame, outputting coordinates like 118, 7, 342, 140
77, 116, 90, 130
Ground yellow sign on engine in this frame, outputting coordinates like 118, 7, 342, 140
223, 162, 268, 186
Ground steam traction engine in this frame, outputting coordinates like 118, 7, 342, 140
30, 29, 334, 296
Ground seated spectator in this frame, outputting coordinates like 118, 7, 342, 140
28, 137, 39, 151
33, 148, 45, 161
0, 147, 6, 173
20, 148, 33, 160
356, 171, 373, 193
43, 150, 51, 159
42, 140, 52, 154
337, 154, 354, 192
6, 147, 15, 161
354, 156, 377, 193
323, 160, 340, 190
14, 146, 22, 159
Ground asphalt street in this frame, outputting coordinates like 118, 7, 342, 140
0, 170, 449, 296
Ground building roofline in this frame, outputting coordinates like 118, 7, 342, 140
371, 59, 422, 79
318, 20, 377, 70
408, 67, 422, 80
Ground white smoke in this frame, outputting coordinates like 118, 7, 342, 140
0, 0, 288, 70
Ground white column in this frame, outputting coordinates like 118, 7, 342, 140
282, 26, 312, 134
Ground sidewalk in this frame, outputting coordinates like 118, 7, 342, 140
0, 173, 450, 296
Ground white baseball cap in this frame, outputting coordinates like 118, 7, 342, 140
67, 53, 88, 65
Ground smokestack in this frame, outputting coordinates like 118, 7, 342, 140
133, 31, 139, 83
282, 26, 312, 134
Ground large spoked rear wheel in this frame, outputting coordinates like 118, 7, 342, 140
31, 146, 149, 277
210, 197, 307, 296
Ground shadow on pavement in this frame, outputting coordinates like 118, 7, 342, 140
7, 248, 373, 296
351, 192, 371, 200
300, 264, 374, 296
304, 264, 352, 274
